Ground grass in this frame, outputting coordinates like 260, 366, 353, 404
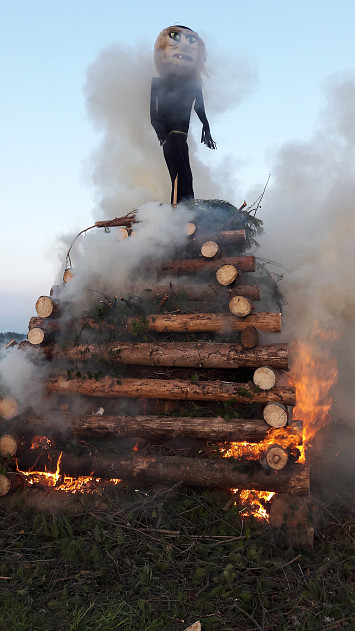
0, 476, 354, 631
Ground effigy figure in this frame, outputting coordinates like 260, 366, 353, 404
150, 25, 216, 205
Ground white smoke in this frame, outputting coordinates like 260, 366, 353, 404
0, 346, 47, 416
259, 70, 355, 424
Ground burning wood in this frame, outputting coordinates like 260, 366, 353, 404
15, 449, 310, 495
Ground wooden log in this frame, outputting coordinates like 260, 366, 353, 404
216, 265, 239, 286
253, 367, 276, 390
47, 375, 296, 405
63, 268, 74, 283
263, 402, 289, 428
191, 229, 246, 248
127, 312, 282, 334
0, 397, 19, 420
200, 241, 220, 259
184, 222, 197, 236
229, 296, 253, 317
27, 328, 48, 345
241, 326, 259, 348
94, 211, 138, 229
28, 317, 59, 331
0, 474, 12, 496
155, 255, 255, 276
142, 283, 261, 302
269, 494, 314, 549
0, 434, 17, 456
71, 415, 302, 442
58, 341, 289, 370
16, 449, 310, 495
266, 444, 288, 470
35, 296, 57, 318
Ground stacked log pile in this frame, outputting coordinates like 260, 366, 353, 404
0, 201, 313, 547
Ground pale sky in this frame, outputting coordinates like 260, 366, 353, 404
1, 0, 354, 332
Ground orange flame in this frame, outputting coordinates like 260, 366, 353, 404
292, 321, 339, 459
17, 452, 121, 494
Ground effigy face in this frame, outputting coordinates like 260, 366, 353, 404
154, 26, 204, 78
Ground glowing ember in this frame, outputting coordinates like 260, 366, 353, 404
31, 435, 52, 449
292, 321, 339, 459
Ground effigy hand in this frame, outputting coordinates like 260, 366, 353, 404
201, 126, 217, 150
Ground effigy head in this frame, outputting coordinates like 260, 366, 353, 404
154, 25, 206, 78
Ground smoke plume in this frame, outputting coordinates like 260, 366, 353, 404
259, 70, 355, 426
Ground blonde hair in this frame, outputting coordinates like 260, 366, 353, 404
154, 25, 206, 78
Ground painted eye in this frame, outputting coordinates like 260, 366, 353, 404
169, 31, 181, 42
186, 35, 197, 44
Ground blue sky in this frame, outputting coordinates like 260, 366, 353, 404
1, 0, 354, 332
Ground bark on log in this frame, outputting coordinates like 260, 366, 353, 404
71, 415, 302, 442
94, 211, 138, 229
216, 265, 239, 286
28, 317, 59, 331
47, 375, 296, 405
143, 283, 261, 302
127, 312, 282, 334
0, 434, 17, 456
241, 327, 259, 348
253, 367, 276, 390
35, 296, 58, 318
190, 230, 246, 248
57, 341, 289, 370
229, 296, 253, 317
263, 402, 289, 428
16, 449, 310, 495
155, 255, 255, 276
0, 397, 19, 420
200, 241, 220, 259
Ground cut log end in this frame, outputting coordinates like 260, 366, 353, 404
27, 327, 45, 345
0, 474, 12, 496
240, 326, 259, 348
263, 402, 288, 428
216, 265, 238, 286
200, 240, 220, 259
184, 222, 197, 236
266, 444, 288, 470
0, 434, 17, 457
118, 227, 129, 240
253, 367, 276, 390
35, 295, 55, 318
0, 397, 19, 420
229, 295, 252, 317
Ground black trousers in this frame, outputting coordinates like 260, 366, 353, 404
163, 132, 194, 204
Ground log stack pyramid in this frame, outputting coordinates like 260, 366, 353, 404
0, 200, 313, 548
